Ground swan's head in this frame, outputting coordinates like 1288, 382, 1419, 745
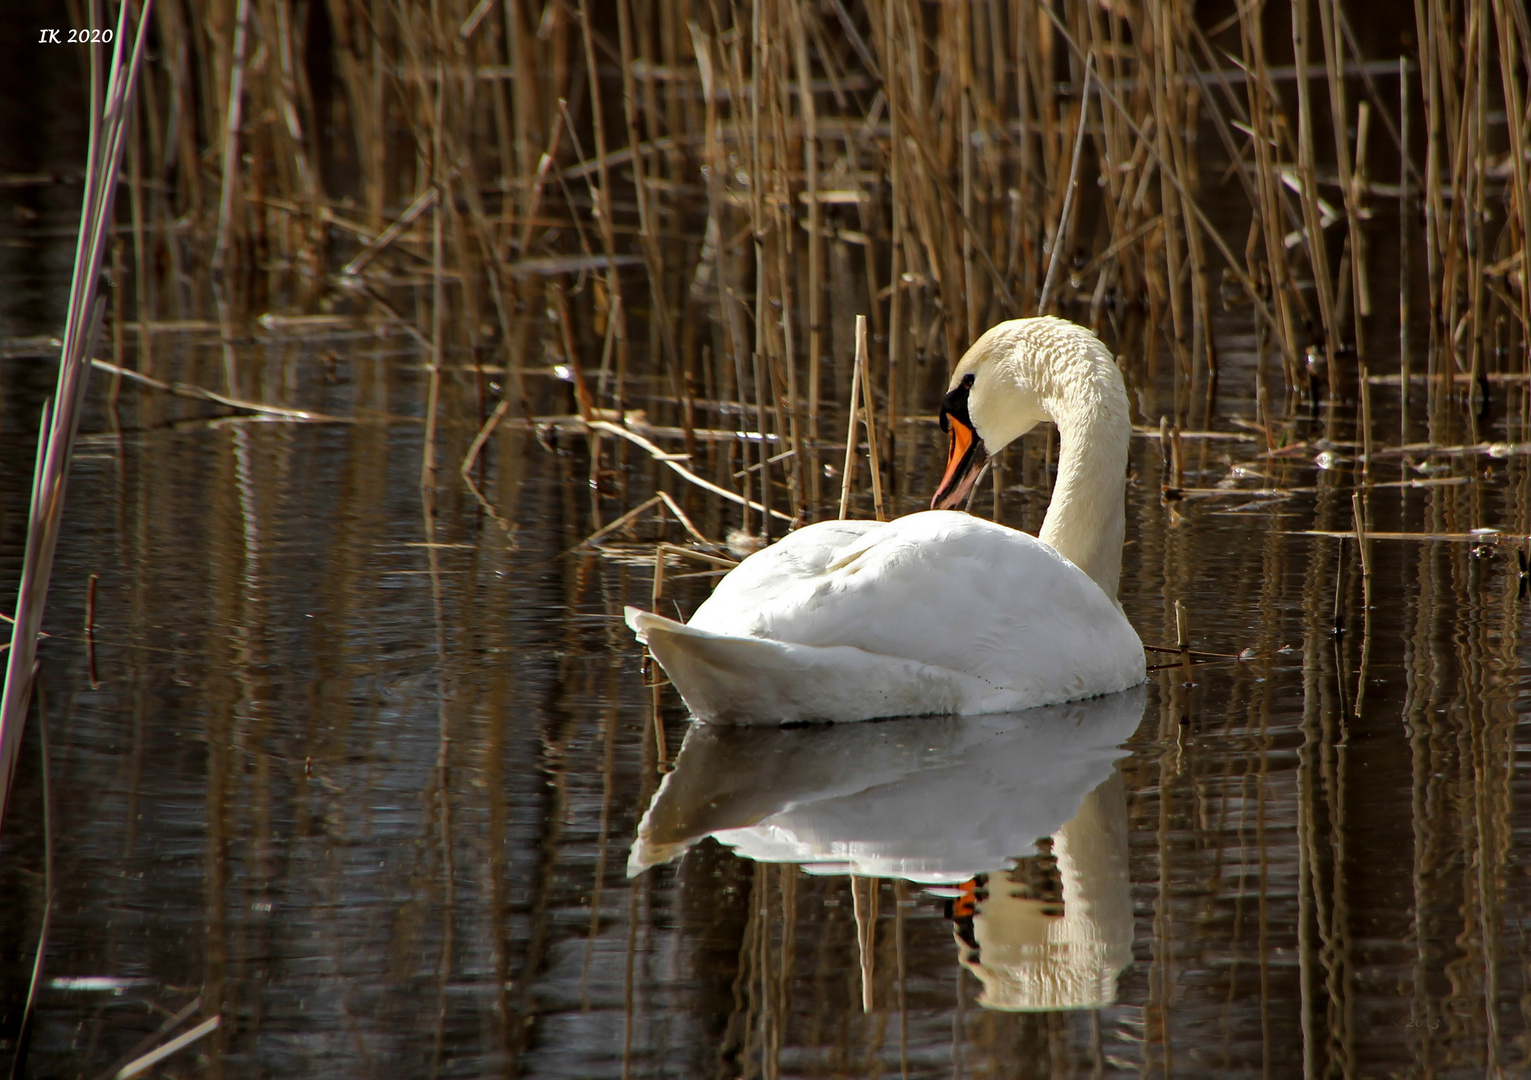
932, 320, 1057, 509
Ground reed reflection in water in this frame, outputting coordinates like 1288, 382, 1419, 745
0, 341, 1527, 1076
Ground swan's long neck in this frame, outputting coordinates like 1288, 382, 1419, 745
962, 318, 1132, 598
1022, 324, 1131, 600
1040, 396, 1129, 600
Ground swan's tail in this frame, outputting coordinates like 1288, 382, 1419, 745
625, 607, 977, 725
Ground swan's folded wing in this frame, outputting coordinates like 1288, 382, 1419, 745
679, 518, 885, 639
686, 513, 1144, 703
625, 607, 1000, 724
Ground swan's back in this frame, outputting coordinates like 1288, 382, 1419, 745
630, 511, 1144, 724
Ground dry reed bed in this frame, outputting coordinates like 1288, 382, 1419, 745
90, 0, 1522, 533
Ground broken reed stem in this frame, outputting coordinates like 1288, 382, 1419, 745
126, 105, 148, 391
851, 874, 877, 1013
792, 3, 823, 482
456, 392, 520, 543
774, 206, 806, 523
581, 499, 719, 555
1351, 491, 1372, 709
1351, 492, 1372, 580
340, 183, 441, 278
657, 542, 737, 569
113, 1016, 222, 1080
962, 89, 975, 341
461, 397, 512, 478
1158, 414, 1173, 492
1318, 0, 1367, 360
1491, 0, 1531, 349
421, 72, 446, 497
101, 997, 206, 1080
1292, 0, 1340, 377
1359, 352, 1373, 474
838, 321, 864, 521
653, 493, 714, 549
857, 315, 886, 521
586, 495, 664, 547
614, 0, 687, 448
1174, 598, 1194, 684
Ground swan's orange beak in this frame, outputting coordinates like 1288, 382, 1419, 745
932, 414, 989, 510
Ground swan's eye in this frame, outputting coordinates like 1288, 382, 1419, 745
939, 373, 976, 434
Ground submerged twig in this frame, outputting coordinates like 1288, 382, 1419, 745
98, 997, 206, 1080
586, 419, 792, 522
113, 1016, 221, 1080
90, 360, 347, 422
654, 492, 713, 548
582, 494, 666, 546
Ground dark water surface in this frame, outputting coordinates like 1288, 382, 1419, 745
1, 313, 1530, 1080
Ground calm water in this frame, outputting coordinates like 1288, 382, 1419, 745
1, 309, 1529, 1079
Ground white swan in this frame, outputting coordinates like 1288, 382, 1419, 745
625, 316, 1145, 724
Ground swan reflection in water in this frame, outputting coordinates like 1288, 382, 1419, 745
630, 685, 1145, 1011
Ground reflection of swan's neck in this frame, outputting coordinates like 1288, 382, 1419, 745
958, 771, 1133, 1011
1036, 367, 1131, 601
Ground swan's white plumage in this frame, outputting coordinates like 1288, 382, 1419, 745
626, 316, 1145, 725
626, 511, 1143, 725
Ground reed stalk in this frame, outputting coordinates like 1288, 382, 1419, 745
0, 0, 155, 833
856, 314, 886, 520
1318, 0, 1367, 359
209, 0, 250, 272
791, 2, 823, 500
1039, 55, 1094, 314
1400, 55, 1412, 437
1292, 0, 1340, 381
837, 319, 863, 522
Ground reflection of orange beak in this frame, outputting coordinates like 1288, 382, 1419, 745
931, 416, 989, 509
952, 877, 980, 919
